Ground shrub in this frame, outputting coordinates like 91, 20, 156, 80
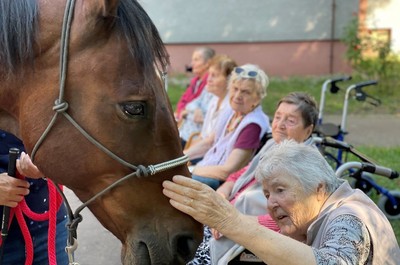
341, 17, 400, 95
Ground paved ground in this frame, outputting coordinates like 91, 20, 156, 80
323, 114, 400, 147
64, 114, 400, 264
64, 188, 121, 264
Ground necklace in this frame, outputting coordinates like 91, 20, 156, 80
226, 113, 244, 134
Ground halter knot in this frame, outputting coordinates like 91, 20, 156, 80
135, 165, 150, 177
66, 214, 83, 241
53, 100, 69, 113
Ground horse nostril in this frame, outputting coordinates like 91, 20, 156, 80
175, 235, 199, 262
137, 241, 151, 264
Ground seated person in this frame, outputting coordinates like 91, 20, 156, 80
174, 46, 215, 123
163, 140, 400, 265
178, 83, 214, 148
181, 54, 237, 160
188, 92, 319, 264
185, 64, 270, 190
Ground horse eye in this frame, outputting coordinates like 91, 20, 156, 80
120, 101, 146, 118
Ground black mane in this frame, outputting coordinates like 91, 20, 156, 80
118, 0, 170, 75
0, 0, 169, 78
0, 0, 38, 77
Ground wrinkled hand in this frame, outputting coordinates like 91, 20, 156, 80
16, 152, 44, 179
162, 175, 241, 233
193, 109, 204, 123
0, 172, 30, 207
180, 110, 188, 119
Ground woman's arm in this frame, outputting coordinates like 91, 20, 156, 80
216, 181, 235, 199
224, 211, 317, 265
184, 133, 215, 160
193, 123, 260, 180
162, 175, 317, 265
216, 165, 250, 199
192, 148, 253, 181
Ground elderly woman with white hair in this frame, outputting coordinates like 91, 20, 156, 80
184, 64, 270, 190
163, 140, 400, 264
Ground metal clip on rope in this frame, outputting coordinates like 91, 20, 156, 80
66, 237, 79, 265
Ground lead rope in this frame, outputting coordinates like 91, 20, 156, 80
0, 173, 63, 265
29, 0, 188, 264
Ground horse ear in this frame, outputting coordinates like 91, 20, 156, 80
98, 0, 119, 17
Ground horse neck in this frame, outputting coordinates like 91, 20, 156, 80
2, 73, 23, 102
0, 77, 22, 136
0, 110, 20, 137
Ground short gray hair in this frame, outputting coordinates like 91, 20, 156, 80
256, 139, 344, 195
195, 46, 215, 62
229, 64, 269, 100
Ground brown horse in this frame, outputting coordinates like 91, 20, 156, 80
0, 0, 202, 264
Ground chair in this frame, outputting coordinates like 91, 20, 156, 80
254, 132, 273, 156
183, 131, 201, 151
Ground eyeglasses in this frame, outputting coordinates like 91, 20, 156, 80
234, 67, 258, 78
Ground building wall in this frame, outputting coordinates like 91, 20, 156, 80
164, 41, 351, 77
140, 0, 358, 76
364, 0, 400, 53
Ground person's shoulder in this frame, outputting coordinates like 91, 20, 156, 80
244, 110, 269, 130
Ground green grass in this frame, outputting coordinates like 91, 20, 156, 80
168, 74, 400, 116
167, 74, 400, 244
261, 75, 399, 116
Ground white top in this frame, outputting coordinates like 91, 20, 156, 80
200, 93, 230, 139
179, 89, 214, 141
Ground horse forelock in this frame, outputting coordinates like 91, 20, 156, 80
0, 0, 169, 80
0, 0, 38, 78
118, 0, 170, 76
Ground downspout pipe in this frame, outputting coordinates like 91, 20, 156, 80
329, 0, 336, 74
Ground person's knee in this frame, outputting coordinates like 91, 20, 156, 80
192, 175, 221, 190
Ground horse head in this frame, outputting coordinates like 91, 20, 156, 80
0, 0, 202, 264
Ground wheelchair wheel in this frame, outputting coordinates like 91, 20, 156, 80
377, 190, 400, 220
349, 173, 374, 195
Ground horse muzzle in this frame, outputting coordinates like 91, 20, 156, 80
122, 229, 202, 265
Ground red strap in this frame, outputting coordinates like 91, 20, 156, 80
47, 180, 58, 264
1, 172, 63, 265
15, 206, 34, 265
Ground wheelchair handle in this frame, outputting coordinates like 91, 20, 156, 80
354, 86, 381, 106
313, 136, 376, 164
330, 76, 352, 83
354, 80, 378, 89
362, 163, 399, 179
336, 161, 398, 179
318, 76, 352, 122
341, 80, 378, 132
330, 76, 352, 93
318, 136, 351, 150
